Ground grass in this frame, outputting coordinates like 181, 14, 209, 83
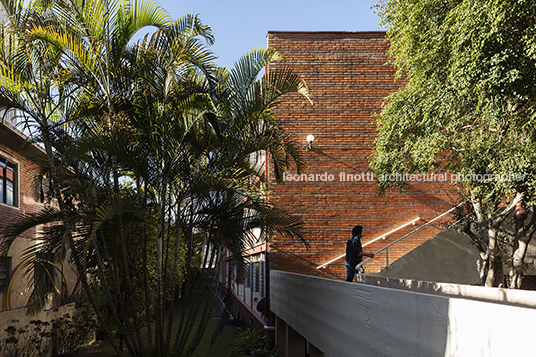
191, 315, 238, 357
77, 295, 239, 357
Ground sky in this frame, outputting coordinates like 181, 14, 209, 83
154, 0, 383, 70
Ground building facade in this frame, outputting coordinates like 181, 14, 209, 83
220, 31, 460, 329
0, 116, 47, 310
266, 31, 456, 280
0, 116, 78, 313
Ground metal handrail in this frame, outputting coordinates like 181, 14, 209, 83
356, 201, 467, 270
316, 217, 421, 269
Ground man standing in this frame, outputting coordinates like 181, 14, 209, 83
345, 225, 374, 282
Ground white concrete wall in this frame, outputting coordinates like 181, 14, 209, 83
0, 303, 76, 341
270, 270, 536, 357
356, 274, 536, 308
1, 239, 80, 311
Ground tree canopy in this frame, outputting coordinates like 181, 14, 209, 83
372, 0, 536, 288
0, 0, 311, 356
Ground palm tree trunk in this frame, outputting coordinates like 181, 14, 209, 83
172, 224, 194, 352
42, 125, 126, 355
94, 236, 136, 356
164, 213, 183, 352
184, 245, 221, 357
162, 190, 174, 314
111, 155, 145, 356
175, 242, 212, 356
91, 182, 136, 356
155, 178, 168, 357
138, 179, 153, 345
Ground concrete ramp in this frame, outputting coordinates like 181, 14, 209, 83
270, 270, 536, 357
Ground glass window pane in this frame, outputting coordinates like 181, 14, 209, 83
0, 158, 16, 206
6, 179, 13, 205
0, 160, 4, 204
254, 262, 260, 293
0, 257, 10, 291
245, 262, 251, 288
6, 163, 14, 205
6, 163, 13, 181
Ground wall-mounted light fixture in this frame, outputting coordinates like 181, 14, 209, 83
306, 134, 315, 150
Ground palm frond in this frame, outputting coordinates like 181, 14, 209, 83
0, 0, 24, 18
261, 66, 312, 107
91, 192, 143, 241
0, 207, 63, 256
127, 0, 172, 37
229, 47, 283, 93
170, 13, 214, 46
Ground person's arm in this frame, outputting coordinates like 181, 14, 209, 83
358, 251, 374, 258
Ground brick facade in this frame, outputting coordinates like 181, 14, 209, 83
220, 245, 267, 329
0, 124, 45, 235
266, 31, 458, 281
0, 123, 50, 310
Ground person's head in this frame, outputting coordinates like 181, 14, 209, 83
352, 225, 363, 237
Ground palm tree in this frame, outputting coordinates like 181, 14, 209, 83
0, 0, 80, 314
0, 2, 312, 357
65, 44, 311, 357
0, 0, 173, 356
40, 2, 213, 355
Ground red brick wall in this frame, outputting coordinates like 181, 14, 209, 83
0, 126, 48, 310
266, 32, 457, 281
0, 133, 45, 239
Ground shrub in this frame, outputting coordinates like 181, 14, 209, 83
0, 319, 52, 357
50, 310, 97, 356
0, 310, 96, 357
226, 328, 281, 357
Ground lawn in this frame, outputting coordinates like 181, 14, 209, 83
77, 296, 239, 357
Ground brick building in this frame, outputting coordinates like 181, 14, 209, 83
0, 116, 48, 310
266, 31, 457, 280
220, 31, 461, 329
0, 116, 78, 313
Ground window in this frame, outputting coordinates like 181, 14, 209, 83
234, 265, 238, 285
253, 261, 260, 293
0, 256, 12, 291
0, 156, 17, 207
35, 173, 50, 203
245, 261, 251, 288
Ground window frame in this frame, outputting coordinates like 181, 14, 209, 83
0, 155, 18, 207
253, 261, 260, 294
245, 260, 251, 289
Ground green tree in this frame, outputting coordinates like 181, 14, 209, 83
0, 0, 82, 313
372, 0, 536, 288
0, 2, 311, 357
0, 0, 173, 355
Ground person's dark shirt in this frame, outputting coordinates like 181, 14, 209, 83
345, 235, 363, 268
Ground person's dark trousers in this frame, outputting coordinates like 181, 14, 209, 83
345, 262, 356, 282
